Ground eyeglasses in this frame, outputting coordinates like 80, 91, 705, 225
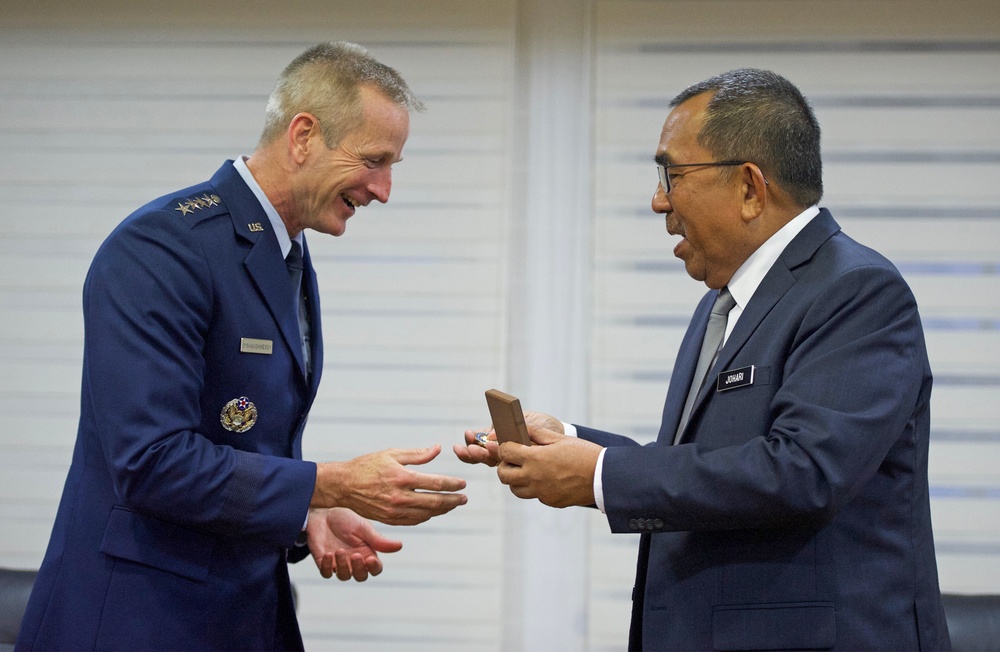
656, 160, 748, 194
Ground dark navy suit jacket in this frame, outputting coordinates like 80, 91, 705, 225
578, 210, 950, 651
17, 162, 323, 651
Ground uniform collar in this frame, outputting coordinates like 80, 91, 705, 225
232, 156, 303, 257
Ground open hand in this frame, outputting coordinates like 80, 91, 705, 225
306, 507, 403, 581
313, 445, 468, 526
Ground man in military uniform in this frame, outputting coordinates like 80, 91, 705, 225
17, 42, 467, 651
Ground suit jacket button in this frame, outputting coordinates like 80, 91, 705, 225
628, 519, 638, 530
652, 519, 664, 530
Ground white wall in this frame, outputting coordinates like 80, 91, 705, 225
1, 1, 998, 651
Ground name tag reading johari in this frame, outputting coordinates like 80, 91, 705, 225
717, 365, 755, 392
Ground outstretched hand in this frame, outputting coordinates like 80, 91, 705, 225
306, 507, 403, 581
312, 445, 468, 526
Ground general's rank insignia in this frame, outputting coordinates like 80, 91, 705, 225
174, 194, 222, 216
220, 396, 257, 433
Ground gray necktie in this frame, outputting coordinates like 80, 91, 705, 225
286, 241, 311, 378
674, 287, 736, 444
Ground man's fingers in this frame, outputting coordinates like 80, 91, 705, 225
334, 550, 352, 581
317, 552, 334, 579
496, 460, 524, 487
527, 426, 563, 446
453, 441, 500, 467
408, 470, 468, 493
380, 492, 469, 526
497, 441, 528, 465
390, 444, 442, 466
508, 485, 538, 501
408, 490, 468, 515
350, 553, 369, 582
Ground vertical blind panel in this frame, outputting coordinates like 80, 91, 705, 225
0, 1, 515, 649
592, 0, 1000, 646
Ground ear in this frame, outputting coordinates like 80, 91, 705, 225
287, 112, 322, 165
739, 163, 768, 223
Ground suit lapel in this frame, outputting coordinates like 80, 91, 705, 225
656, 291, 714, 443
210, 163, 309, 382
677, 209, 842, 443
244, 239, 308, 380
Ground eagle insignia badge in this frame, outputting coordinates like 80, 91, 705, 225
220, 396, 257, 433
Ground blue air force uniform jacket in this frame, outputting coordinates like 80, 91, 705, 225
17, 161, 323, 651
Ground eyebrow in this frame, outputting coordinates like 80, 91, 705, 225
364, 150, 404, 165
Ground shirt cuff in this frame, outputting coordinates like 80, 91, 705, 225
296, 512, 309, 547
593, 448, 607, 513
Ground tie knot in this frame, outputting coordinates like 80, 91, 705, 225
286, 241, 303, 271
712, 287, 736, 316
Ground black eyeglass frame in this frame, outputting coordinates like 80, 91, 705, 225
656, 160, 766, 193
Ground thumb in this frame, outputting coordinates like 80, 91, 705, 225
390, 444, 442, 467
369, 535, 404, 554
528, 426, 564, 446
361, 522, 404, 553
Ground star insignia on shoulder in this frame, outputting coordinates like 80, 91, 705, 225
174, 194, 222, 216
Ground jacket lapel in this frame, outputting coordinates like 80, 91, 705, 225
678, 209, 842, 443
656, 291, 714, 443
244, 238, 307, 380
210, 163, 309, 382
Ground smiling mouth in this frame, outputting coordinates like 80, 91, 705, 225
341, 194, 360, 210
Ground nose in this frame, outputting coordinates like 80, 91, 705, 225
369, 168, 392, 204
651, 182, 671, 214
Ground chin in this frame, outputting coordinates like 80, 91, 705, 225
318, 214, 349, 237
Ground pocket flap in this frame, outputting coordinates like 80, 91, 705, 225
100, 506, 214, 582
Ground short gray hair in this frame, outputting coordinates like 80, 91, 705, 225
259, 41, 424, 149
670, 68, 823, 207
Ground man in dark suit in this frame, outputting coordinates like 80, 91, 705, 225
457, 69, 951, 650
18, 42, 468, 651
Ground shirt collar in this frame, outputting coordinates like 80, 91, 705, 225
232, 156, 302, 258
727, 205, 820, 310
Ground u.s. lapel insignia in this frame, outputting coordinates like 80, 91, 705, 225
220, 396, 258, 433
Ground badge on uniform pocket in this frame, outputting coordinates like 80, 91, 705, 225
220, 396, 257, 433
